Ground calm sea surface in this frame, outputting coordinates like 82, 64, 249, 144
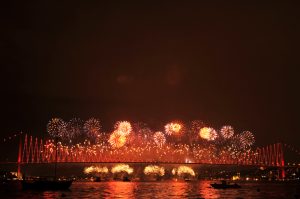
2, 181, 300, 199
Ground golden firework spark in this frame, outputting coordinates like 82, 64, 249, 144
165, 122, 183, 135
115, 121, 132, 136
109, 131, 127, 148
199, 127, 217, 141
84, 166, 108, 174
177, 166, 195, 176
111, 164, 133, 174
153, 131, 166, 146
144, 165, 165, 176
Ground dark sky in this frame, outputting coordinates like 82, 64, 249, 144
1, 1, 299, 160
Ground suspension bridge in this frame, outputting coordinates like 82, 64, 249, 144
2, 132, 300, 179
15, 134, 291, 178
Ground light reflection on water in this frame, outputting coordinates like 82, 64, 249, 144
1, 181, 300, 199
107, 181, 137, 198
199, 181, 220, 199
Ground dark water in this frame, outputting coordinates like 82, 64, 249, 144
2, 181, 300, 199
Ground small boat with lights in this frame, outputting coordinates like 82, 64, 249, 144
211, 180, 241, 189
22, 177, 72, 190
0, 171, 22, 190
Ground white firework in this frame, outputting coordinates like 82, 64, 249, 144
220, 125, 234, 139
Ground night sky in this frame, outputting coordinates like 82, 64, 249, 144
1, 2, 299, 160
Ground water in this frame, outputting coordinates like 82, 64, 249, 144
2, 181, 300, 199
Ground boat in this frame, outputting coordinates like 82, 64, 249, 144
22, 177, 72, 190
93, 177, 101, 182
211, 180, 241, 189
184, 178, 193, 182
0, 171, 22, 191
122, 176, 130, 182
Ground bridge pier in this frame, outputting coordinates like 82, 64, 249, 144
279, 145, 285, 180
279, 167, 285, 179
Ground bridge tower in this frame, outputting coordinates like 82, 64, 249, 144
17, 133, 22, 179
279, 143, 285, 179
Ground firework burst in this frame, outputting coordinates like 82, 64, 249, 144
44, 118, 256, 165
177, 166, 195, 176
66, 118, 83, 140
144, 165, 165, 176
108, 131, 127, 148
199, 127, 218, 141
173, 166, 195, 176
47, 118, 67, 138
240, 131, 255, 147
210, 129, 218, 140
153, 131, 166, 147
164, 122, 183, 135
220, 125, 234, 139
84, 118, 102, 140
114, 121, 132, 136
84, 166, 108, 174
111, 164, 133, 174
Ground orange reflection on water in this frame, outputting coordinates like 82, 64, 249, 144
199, 181, 220, 199
168, 181, 189, 198
106, 181, 136, 199
42, 191, 62, 199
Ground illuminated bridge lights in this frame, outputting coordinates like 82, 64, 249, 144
20, 134, 285, 167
